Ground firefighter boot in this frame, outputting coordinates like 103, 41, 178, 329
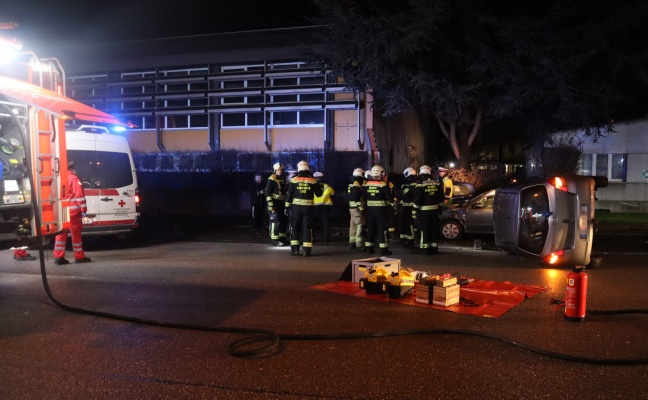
366, 246, 375, 254
302, 247, 312, 257
290, 245, 300, 256
349, 243, 357, 250
380, 248, 393, 256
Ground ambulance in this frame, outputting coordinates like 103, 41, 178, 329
66, 125, 140, 238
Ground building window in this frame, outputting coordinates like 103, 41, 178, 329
190, 114, 208, 128
67, 62, 346, 131
219, 62, 327, 128
222, 114, 246, 127
299, 110, 324, 125
579, 153, 626, 182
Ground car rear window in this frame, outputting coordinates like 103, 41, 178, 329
518, 185, 550, 254
68, 150, 133, 189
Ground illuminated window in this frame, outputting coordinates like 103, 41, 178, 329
220, 62, 327, 128
66, 62, 342, 131
579, 154, 626, 182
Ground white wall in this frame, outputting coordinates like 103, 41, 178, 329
580, 119, 648, 212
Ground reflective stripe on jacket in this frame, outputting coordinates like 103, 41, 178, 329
285, 174, 323, 208
362, 180, 392, 208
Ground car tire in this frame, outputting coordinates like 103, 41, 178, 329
441, 220, 464, 241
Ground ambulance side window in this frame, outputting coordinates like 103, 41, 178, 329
96, 151, 133, 188
68, 150, 133, 189
67, 150, 95, 188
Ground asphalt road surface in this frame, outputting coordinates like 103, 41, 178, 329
1, 213, 646, 399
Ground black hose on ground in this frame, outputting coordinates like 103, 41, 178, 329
15, 109, 647, 363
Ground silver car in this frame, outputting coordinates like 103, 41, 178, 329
440, 189, 496, 241
493, 175, 606, 267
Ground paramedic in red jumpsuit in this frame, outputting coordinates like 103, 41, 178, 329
53, 161, 91, 265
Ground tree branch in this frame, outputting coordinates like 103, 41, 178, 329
468, 107, 483, 146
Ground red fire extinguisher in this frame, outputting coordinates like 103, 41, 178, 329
565, 266, 588, 322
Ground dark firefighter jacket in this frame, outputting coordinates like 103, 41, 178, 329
399, 176, 418, 207
362, 179, 393, 208
285, 173, 323, 208
413, 175, 443, 215
347, 177, 364, 210
265, 173, 286, 212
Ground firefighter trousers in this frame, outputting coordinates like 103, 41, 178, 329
418, 209, 440, 249
365, 206, 389, 249
290, 205, 314, 248
268, 202, 287, 242
53, 214, 86, 260
399, 206, 416, 241
349, 208, 365, 246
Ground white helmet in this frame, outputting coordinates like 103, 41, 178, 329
297, 160, 310, 172
364, 170, 372, 179
313, 171, 323, 178
353, 168, 365, 177
370, 165, 385, 180
419, 165, 432, 175
273, 162, 284, 173
404, 167, 417, 178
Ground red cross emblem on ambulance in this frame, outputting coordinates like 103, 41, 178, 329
118, 200, 126, 207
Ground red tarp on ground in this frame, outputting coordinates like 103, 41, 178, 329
310, 280, 548, 318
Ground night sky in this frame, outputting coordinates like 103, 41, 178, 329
2, 0, 319, 49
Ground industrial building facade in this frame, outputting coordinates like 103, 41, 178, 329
66, 60, 370, 157
53, 27, 374, 214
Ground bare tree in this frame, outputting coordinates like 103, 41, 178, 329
311, 0, 648, 169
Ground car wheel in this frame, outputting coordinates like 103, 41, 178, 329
441, 220, 464, 241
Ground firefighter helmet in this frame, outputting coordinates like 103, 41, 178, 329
370, 165, 385, 180
364, 170, 372, 179
297, 160, 310, 172
403, 167, 416, 178
352, 168, 364, 177
273, 162, 284, 173
313, 171, 323, 178
438, 166, 449, 172
419, 165, 432, 175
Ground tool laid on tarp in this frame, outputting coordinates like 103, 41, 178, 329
387, 270, 416, 298
360, 267, 390, 294
312, 279, 548, 318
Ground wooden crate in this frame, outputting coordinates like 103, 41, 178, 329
432, 284, 460, 306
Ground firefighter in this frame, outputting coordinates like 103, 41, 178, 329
347, 167, 365, 250
53, 161, 91, 265
266, 162, 288, 246
313, 171, 335, 243
398, 167, 418, 247
285, 161, 323, 257
413, 165, 444, 255
438, 166, 454, 205
362, 165, 394, 255
384, 171, 398, 240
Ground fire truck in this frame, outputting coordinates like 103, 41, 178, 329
0, 40, 126, 244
